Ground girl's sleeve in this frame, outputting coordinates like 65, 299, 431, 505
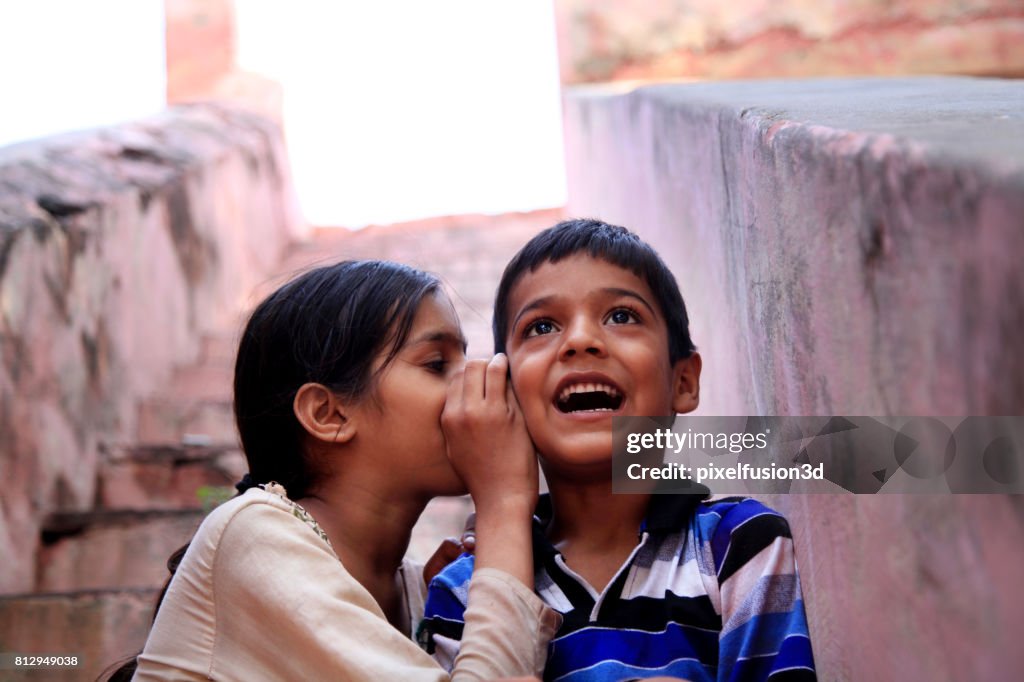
710, 499, 816, 682
420, 556, 561, 680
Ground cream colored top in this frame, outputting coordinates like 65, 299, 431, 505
134, 487, 559, 681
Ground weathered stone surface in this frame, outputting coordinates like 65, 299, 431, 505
0, 103, 305, 593
763, 494, 1024, 681
0, 588, 157, 682
165, 0, 235, 102
564, 76, 1024, 415
165, 0, 284, 124
553, 0, 1024, 83
276, 209, 565, 360
36, 510, 204, 592
135, 395, 237, 446
563, 76, 1024, 680
134, 331, 238, 445
97, 444, 243, 511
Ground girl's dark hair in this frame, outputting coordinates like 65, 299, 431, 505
234, 260, 441, 497
104, 260, 440, 680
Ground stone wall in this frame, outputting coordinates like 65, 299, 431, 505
165, 0, 283, 125
553, 0, 1024, 83
562, 76, 1024, 679
0, 103, 305, 594
165, 0, 235, 101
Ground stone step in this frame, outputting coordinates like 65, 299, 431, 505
131, 327, 242, 454
36, 510, 207, 593
134, 333, 238, 445
2, 496, 472, 680
163, 362, 235, 404
0, 588, 157, 682
198, 333, 238, 368
97, 443, 244, 511
136, 394, 237, 445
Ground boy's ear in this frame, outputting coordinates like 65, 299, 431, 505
293, 383, 357, 444
671, 352, 702, 414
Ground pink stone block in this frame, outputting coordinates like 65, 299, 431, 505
97, 445, 244, 511
552, 0, 1024, 82
37, 511, 204, 592
0, 103, 304, 593
0, 589, 158, 682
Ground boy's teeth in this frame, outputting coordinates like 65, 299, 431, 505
558, 382, 620, 402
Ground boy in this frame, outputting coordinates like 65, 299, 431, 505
421, 219, 816, 681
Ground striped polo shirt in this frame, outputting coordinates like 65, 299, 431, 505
419, 494, 816, 681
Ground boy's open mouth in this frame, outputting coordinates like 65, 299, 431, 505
555, 382, 624, 413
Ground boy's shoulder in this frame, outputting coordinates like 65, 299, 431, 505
644, 495, 792, 557
694, 496, 792, 535
692, 496, 794, 583
696, 495, 789, 523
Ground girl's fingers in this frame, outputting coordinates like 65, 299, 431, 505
483, 353, 508, 402
461, 359, 487, 404
445, 365, 465, 414
460, 511, 477, 552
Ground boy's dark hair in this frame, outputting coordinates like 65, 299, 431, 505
493, 218, 696, 362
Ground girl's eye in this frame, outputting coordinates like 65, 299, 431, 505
524, 319, 557, 337
425, 359, 447, 374
607, 308, 640, 325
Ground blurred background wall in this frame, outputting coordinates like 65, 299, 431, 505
553, 0, 1024, 83
1, 1, 1023, 680
0, 0, 166, 149
553, 1, 1024, 680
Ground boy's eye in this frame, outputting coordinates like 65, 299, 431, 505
524, 319, 557, 337
607, 308, 639, 325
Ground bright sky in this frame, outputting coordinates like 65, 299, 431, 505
0, 1, 566, 228
0, 0, 166, 149
235, 0, 567, 227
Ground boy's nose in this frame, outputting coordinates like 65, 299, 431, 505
559, 318, 607, 359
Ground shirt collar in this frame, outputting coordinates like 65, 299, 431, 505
532, 488, 709, 540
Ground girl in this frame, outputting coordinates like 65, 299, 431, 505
123, 260, 558, 680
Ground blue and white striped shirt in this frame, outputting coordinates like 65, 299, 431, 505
420, 495, 815, 682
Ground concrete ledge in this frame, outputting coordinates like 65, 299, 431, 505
0, 103, 305, 593
97, 444, 243, 511
562, 76, 1024, 681
552, 1, 1024, 83
563, 76, 1024, 415
37, 510, 204, 592
0, 588, 159, 682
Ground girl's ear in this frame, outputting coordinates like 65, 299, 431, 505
293, 383, 357, 444
671, 352, 702, 414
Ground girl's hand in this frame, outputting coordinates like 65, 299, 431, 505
441, 354, 538, 514
441, 354, 537, 588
